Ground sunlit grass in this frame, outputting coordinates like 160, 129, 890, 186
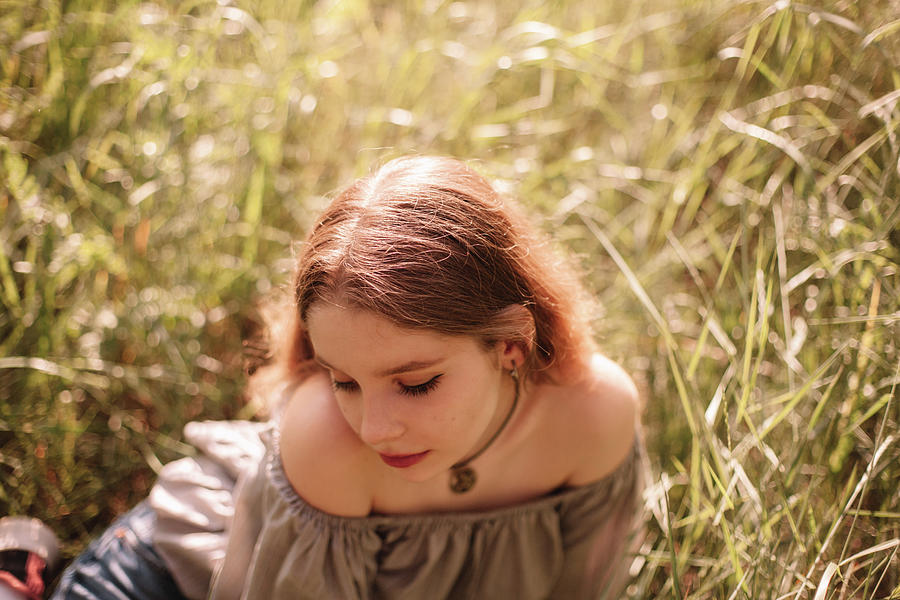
1, 0, 898, 597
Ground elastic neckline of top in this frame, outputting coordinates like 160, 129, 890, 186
266, 423, 640, 528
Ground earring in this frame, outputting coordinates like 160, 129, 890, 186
510, 362, 518, 383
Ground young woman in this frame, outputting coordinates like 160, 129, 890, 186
44, 155, 643, 599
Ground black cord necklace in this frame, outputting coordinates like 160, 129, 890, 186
448, 366, 520, 494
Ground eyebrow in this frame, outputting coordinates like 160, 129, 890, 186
314, 356, 443, 377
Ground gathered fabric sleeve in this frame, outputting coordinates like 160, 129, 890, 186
549, 435, 645, 600
148, 420, 268, 600
206, 453, 267, 600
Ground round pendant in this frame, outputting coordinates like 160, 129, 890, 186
449, 466, 477, 494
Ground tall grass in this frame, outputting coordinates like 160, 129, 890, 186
1, 0, 898, 597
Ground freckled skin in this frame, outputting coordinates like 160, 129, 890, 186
304, 303, 519, 485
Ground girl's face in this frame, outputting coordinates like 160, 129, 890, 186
305, 302, 517, 484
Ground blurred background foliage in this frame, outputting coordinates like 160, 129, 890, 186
1, 0, 899, 597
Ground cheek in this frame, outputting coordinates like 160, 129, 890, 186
435, 383, 487, 426
335, 397, 362, 430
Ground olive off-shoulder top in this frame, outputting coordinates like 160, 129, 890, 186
149, 419, 643, 600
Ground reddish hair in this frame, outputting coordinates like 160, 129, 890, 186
255, 156, 595, 401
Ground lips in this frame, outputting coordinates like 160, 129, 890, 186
379, 450, 430, 468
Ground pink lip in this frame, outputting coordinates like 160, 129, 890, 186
379, 450, 430, 468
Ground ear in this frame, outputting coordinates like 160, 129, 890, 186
496, 339, 526, 371
491, 304, 535, 371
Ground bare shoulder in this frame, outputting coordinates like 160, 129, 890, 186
278, 371, 374, 516
559, 353, 640, 486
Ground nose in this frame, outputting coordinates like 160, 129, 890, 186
358, 393, 405, 447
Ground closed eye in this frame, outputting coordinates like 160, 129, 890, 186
399, 375, 442, 397
331, 379, 359, 393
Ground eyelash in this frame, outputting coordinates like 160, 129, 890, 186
331, 375, 442, 397
400, 375, 441, 397
332, 380, 359, 393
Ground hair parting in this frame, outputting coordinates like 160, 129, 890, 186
250, 156, 596, 409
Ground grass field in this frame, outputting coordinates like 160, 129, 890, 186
2, 0, 899, 597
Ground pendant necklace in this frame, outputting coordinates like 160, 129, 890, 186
448, 365, 520, 494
